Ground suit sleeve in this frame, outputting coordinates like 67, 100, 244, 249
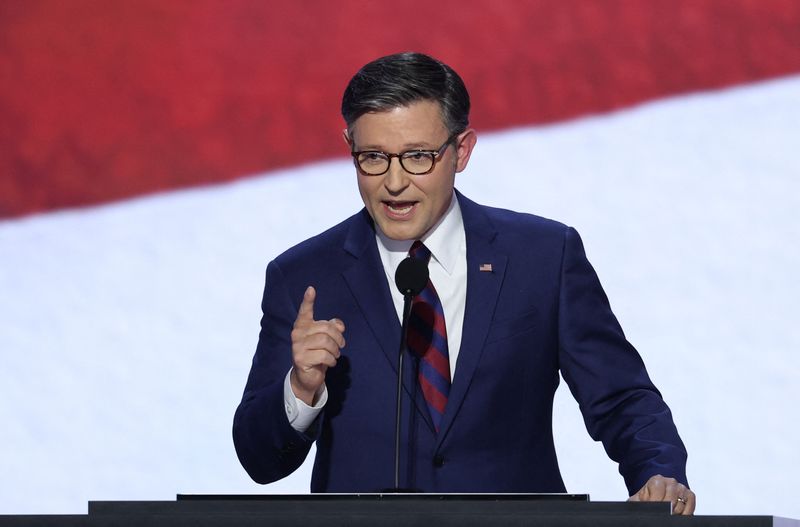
556, 227, 688, 495
232, 260, 320, 484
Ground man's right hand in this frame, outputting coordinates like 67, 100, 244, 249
290, 286, 345, 406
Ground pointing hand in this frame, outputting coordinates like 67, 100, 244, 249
289, 286, 345, 405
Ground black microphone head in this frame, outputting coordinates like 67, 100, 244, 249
395, 257, 429, 297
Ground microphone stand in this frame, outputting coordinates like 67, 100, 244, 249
394, 293, 414, 490
382, 255, 427, 493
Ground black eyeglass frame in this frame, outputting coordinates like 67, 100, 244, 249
350, 133, 459, 176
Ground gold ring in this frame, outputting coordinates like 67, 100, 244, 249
676, 496, 686, 504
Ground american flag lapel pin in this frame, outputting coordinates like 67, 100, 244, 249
479, 263, 493, 272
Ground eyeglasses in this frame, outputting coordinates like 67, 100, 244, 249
351, 134, 457, 176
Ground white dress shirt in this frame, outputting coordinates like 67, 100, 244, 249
284, 193, 467, 431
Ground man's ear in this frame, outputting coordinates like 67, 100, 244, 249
454, 129, 477, 173
342, 128, 353, 147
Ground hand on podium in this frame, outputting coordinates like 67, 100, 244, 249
629, 474, 696, 515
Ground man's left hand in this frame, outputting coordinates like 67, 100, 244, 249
628, 474, 696, 515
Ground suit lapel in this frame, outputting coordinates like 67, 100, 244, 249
437, 192, 507, 446
340, 210, 434, 431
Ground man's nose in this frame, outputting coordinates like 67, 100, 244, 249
383, 157, 410, 193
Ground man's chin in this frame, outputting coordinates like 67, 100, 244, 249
375, 221, 421, 242
383, 230, 417, 242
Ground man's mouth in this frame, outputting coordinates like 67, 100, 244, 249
383, 200, 417, 218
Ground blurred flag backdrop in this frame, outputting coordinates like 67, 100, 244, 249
1, 0, 799, 518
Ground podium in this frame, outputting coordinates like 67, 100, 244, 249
1, 494, 799, 526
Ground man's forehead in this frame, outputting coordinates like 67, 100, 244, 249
347, 101, 448, 145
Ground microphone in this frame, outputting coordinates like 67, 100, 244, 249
388, 256, 429, 491
395, 256, 429, 297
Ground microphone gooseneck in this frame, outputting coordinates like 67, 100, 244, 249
390, 255, 429, 491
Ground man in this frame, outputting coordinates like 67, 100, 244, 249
233, 52, 696, 514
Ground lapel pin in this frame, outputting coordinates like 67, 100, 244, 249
479, 263, 493, 272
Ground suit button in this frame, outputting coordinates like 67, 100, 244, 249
433, 455, 444, 467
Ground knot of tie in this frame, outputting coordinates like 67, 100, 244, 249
409, 240, 432, 263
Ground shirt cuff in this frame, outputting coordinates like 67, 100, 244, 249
283, 369, 327, 432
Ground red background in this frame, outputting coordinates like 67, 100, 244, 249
2, 0, 800, 218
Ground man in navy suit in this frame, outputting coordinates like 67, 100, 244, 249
233, 52, 696, 514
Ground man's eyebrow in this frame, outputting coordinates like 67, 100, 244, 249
354, 143, 385, 151
355, 141, 438, 151
402, 142, 438, 150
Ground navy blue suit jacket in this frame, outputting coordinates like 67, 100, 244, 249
233, 191, 688, 494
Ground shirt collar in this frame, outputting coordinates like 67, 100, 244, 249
375, 192, 463, 276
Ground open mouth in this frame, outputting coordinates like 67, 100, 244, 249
383, 201, 417, 218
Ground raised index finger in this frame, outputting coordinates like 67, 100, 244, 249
295, 286, 316, 325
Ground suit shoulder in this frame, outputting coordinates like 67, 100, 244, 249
485, 204, 567, 232
475, 203, 573, 249
271, 209, 368, 271
458, 192, 569, 235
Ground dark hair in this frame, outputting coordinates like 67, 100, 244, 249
341, 52, 470, 135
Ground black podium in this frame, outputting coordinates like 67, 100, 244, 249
1, 494, 798, 526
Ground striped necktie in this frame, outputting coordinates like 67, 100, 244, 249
407, 240, 451, 432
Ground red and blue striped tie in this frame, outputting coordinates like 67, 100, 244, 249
407, 241, 451, 432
